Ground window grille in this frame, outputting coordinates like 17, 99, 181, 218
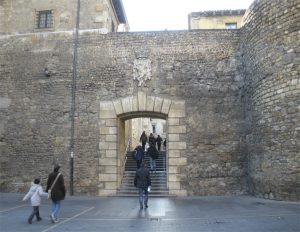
36, 10, 53, 29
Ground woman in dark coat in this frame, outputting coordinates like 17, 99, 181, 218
46, 164, 66, 223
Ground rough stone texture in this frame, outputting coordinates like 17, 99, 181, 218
0, 0, 299, 201
78, 30, 245, 196
0, 32, 75, 192
0, 29, 245, 197
240, 0, 300, 201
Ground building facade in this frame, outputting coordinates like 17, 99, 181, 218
0, 0, 128, 34
188, 9, 246, 30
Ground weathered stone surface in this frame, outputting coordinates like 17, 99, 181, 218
105, 119, 117, 127
105, 135, 117, 142
169, 126, 186, 134
113, 99, 123, 115
105, 150, 117, 158
132, 96, 138, 112
240, 0, 300, 201
121, 97, 133, 113
169, 189, 187, 196
0, 97, 11, 108
161, 99, 172, 115
100, 101, 116, 119
105, 181, 117, 190
99, 158, 117, 166
98, 189, 116, 196
169, 157, 187, 166
168, 118, 180, 126
137, 91, 146, 111
169, 101, 186, 118
168, 150, 181, 158
146, 96, 155, 112
104, 166, 117, 173
153, 97, 163, 113
168, 134, 180, 142
168, 181, 181, 190
0, 0, 299, 201
99, 173, 116, 181
168, 166, 179, 174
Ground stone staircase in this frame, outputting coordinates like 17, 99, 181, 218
117, 150, 168, 196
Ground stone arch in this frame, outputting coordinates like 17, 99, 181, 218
98, 91, 187, 196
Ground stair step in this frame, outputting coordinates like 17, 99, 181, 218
118, 150, 168, 196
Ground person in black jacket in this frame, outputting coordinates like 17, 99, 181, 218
139, 131, 147, 151
46, 164, 66, 223
134, 161, 151, 210
146, 142, 159, 173
134, 145, 144, 169
148, 133, 156, 147
156, 135, 163, 151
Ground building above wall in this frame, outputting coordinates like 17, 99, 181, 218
188, 9, 246, 30
0, 0, 129, 34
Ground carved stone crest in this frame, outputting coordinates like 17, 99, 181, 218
133, 58, 152, 86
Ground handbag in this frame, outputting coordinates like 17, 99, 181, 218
48, 173, 61, 199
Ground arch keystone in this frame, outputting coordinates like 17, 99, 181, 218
138, 91, 147, 111
146, 96, 155, 111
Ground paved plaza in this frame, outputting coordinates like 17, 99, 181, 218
0, 193, 299, 232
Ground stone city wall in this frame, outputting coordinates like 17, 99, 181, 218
0, 29, 245, 196
0, 32, 75, 192
240, 0, 300, 201
76, 30, 245, 196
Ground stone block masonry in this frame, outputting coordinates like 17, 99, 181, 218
240, 0, 300, 201
99, 92, 187, 196
79, 29, 245, 196
0, 0, 299, 201
0, 29, 244, 197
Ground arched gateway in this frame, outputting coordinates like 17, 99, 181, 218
99, 91, 187, 196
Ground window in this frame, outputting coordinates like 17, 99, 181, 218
36, 10, 53, 29
225, 23, 237, 29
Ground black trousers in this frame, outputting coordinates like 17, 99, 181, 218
157, 143, 161, 151
28, 206, 41, 222
141, 142, 146, 150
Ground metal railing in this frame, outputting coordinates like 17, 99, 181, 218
121, 137, 132, 178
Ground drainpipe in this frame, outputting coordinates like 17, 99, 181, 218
70, 0, 80, 196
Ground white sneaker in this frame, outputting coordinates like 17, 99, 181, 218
50, 214, 55, 223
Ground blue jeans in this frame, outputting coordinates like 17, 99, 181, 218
138, 188, 148, 208
150, 157, 156, 171
52, 200, 61, 219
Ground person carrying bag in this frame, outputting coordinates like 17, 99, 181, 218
47, 173, 61, 199
46, 164, 66, 223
